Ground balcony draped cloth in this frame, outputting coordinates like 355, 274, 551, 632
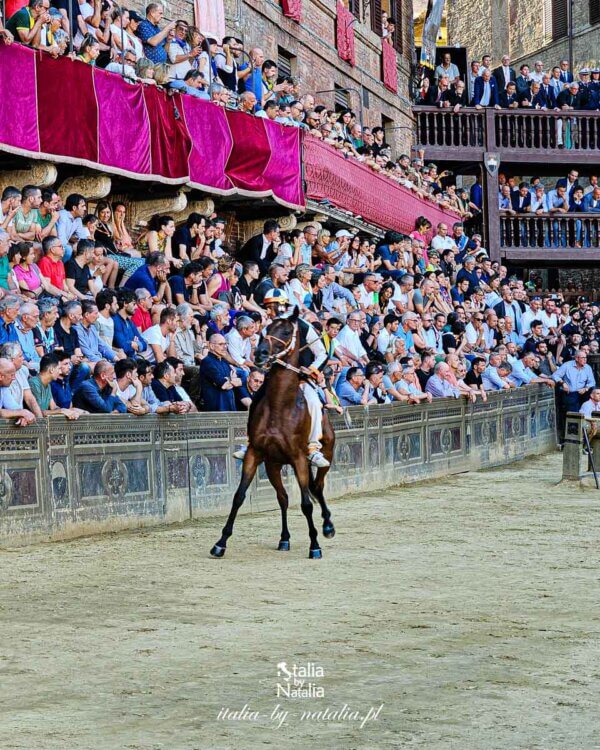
381, 39, 398, 94
193, 0, 225, 40
336, 2, 355, 66
281, 0, 302, 21
0, 44, 304, 210
304, 138, 461, 234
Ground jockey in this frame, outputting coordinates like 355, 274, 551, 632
233, 288, 330, 468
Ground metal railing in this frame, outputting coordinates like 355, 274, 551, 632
0, 385, 556, 545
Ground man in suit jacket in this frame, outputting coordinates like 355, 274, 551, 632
557, 83, 584, 110
556, 170, 580, 201
511, 183, 532, 213
534, 75, 558, 108
515, 64, 532, 100
559, 60, 573, 85
494, 286, 523, 333
492, 55, 516, 91
473, 70, 499, 107
499, 81, 519, 108
426, 76, 450, 105
239, 219, 280, 275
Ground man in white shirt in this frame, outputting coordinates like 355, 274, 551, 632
430, 223, 457, 253
538, 298, 559, 337
142, 308, 177, 363
520, 296, 542, 336
530, 60, 546, 84
225, 315, 255, 369
377, 314, 400, 355
335, 312, 368, 366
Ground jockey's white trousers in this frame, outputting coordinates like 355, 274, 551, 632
300, 382, 323, 452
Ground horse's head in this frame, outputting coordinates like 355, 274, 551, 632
254, 307, 300, 371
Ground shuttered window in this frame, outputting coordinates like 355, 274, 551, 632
334, 84, 350, 110
543, 0, 568, 42
552, 0, 568, 40
591, 0, 600, 25
391, 0, 403, 53
370, 0, 383, 35
277, 47, 294, 79
348, 0, 361, 18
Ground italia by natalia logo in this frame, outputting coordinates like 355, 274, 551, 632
276, 661, 325, 698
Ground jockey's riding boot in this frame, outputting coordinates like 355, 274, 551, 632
308, 450, 330, 468
233, 445, 248, 461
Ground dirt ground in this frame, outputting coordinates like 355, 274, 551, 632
1, 452, 599, 750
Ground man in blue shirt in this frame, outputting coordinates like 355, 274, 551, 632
336, 367, 376, 407
73, 360, 127, 414
51, 351, 74, 408
136, 3, 176, 64
124, 252, 168, 302
376, 231, 404, 280
112, 290, 148, 359
482, 353, 513, 391
74, 300, 116, 363
245, 47, 265, 109
56, 193, 88, 263
552, 350, 596, 413
0, 296, 20, 346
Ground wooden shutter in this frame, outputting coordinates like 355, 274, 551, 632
348, 0, 361, 18
370, 0, 383, 35
552, 0, 568, 40
392, 0, 403, 53
591, 0, 600, 25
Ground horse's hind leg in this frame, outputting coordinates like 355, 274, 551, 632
309, 467, 335, 539
210, 448, 260, 558
292, 457, 321, 559
265, 461, 291, 551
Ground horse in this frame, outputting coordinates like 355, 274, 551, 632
209, 308, 336, 559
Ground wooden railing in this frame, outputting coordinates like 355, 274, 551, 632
414, 106, 600, 156
499, 213, 600, 249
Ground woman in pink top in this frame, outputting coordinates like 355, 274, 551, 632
14, 241, 44, 299
409, 216, 432, 266
207, 254, 236, 300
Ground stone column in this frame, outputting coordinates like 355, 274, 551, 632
0, 161, 57, 192
561, 412, 586, 482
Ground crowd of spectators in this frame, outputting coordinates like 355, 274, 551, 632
0, 1, 462, 215
418, 52, 600, 112
0, 181, 596, 443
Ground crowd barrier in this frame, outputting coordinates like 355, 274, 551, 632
0, 385, 556, 546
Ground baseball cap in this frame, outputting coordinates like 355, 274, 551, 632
129, 10, 144, 22
335, 229, 353, 239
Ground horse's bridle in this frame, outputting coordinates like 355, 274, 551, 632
261, 323, 301, 373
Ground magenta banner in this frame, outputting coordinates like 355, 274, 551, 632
304, 137, 461, 234
0, 44, 304, 209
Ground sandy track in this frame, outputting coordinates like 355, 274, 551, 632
0, 452, 599, 750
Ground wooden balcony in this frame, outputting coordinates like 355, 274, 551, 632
498, 213, 600, 267
414, 106, 600, 164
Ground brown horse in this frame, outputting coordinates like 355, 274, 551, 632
210, 308, 336, 559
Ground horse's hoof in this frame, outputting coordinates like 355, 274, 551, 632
210, 544, 226, 558
278, 540, 290, 551
309, 548, 322, 560
323, 522, 336, 539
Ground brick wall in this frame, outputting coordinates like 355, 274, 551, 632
447, 0, 600, 71
225, 0, 416, 153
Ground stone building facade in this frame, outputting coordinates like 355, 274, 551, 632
447, 0, 600, 70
